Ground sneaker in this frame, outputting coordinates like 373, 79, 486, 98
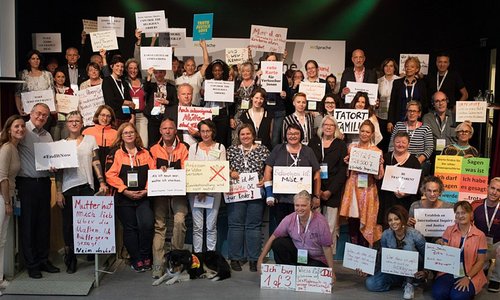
142, 259, 152, 271
131, 261, 145, 273
488, 280, 500, 292
230, 260, 242, 271
0, 280, 10, 289
403, 283, 414, 299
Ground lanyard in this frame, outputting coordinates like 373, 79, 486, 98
484, 201, 500, 234
287, 144, 301, 167
436, 71, 448, 91
249, 109, 263, 133
128, 81, 142, 97
391, 152, 410, 167
296, 212, 312, 245
294, 113, 308, 144
435, 115, 448, 135
459, 225, 472, 252
320, 138, 335, 161
128, 152, 136, 170
404, 80, 416, 100
405, 122, 421, 140
239, 144, 253, 169
112, 77, 125, 99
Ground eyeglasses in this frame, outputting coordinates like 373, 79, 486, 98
434, 99, 447, 104
407, 110, 420, 114
122, 131, 136, 136
99, 113, 112, 119
33, 111, 49, 119
200, 130, 212, 134
457, 130, 471, 134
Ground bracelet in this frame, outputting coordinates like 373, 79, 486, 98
98, 177, 105, 183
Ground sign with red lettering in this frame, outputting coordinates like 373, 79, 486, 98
260, 264, 296, 291
249, 25, 287, 54
260, 61, 283, 93
177, 106, 212, 130
296, 266, 333, 294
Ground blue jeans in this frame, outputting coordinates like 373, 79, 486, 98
271, 110, 285, 148
365, 271, 408, 292
432, 274, 475, 300
227, 200, 264, 261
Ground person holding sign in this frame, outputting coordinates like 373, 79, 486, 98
55, 111, 108, 274
282, 93, 315, 145
441, 121, 479, 158
340, 119, 384, 247
304, 60, 331, 94
257, 191, 335, 283
52, 70, 75, 141
227, 124, 270, 272
239, 87, 274, 151
308, 115, 347, 255
339, 49, 378, 101
432, 201, 488, 300
105, 123, 156, 272
188, 119, 227, 254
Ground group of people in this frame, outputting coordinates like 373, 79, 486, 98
0, 28, 496, 300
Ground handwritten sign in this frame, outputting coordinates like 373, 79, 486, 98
225, 48, 249, 65
424, 243, 460, 275
159, 28, 186, 48
82, 19, 98, 33
334, 109, 369, 134
296, 266, 333, 294
381, 248, 418, 277
73, 196, 115, 254
318, 63, 332, 80
97, 16, 125, 38
193, 13, 213, 41
299, 81, 326, 102
90, 30, 118, 52
185, 161, 229, 193
77, 85, 105, 127
140, 47, 172, 70
135, 10, 167, 34
260, 264, 296, 291
204, 80, 235, 102
34, 140, 78, 171
342, 242, 377, 275
147, 169, 186, 196
249, 25, 287, 54
56, 94, 79, 114
21, 89, 55, 113
177, 106, 212, 130
345, 82, 378, 105
224, 172, 261, 203
455, 101, 487, 123
399, 54, 429, 75
414, 208, 455, 237
260, 61, 283, 93
381, 166, 422, 194
348, 147, 381, 175
34, 33, 61, 53
273, 166, 312, 194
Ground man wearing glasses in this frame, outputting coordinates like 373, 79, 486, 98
423, 91, 457, 154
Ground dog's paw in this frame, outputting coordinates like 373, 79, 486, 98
206, 273, 216, 279
210, 276, 221, 282
166, 278, 178, 285
152, 279, 162, 286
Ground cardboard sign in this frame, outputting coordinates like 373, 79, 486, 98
224, 172, 261, 203
204, 80, 235, 102
249, 25, 287, 54
147, 169, 186, 196
77, 85, 105, 127
56, 94, 79, 114
73, 196, 116, 254
34, 140, 78, 171
381, 248, 419, 277
424, 242, 460, 275
34, 33, 61, 53
455, 101, 488, 123
272, 166, 312, 194
334, 109, 369, 134
260, 61, 283, 93
260, 264, 296, 291
21, 89, 55, 113
135, 10, 167, 34
185, 161, 229, 193
97, 16, 125, 38
90, 30, 119, 52
296, 266, 333, 294
399, 54, 429, 75
348, 147, 381, 175
344, 82, 378, 105
342, 242, 377, 275
159, 28, 186, 48
381, 166, 422, 195
225, 48, 249, 65
140, 46, 172, 70
193, 13, 213, 41
177, 106, 212, 130
414, 208, 455, 237
299, 81, 326, 102
82, 19, 97, 33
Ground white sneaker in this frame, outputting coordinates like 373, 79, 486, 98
0, 280, 9, 289
403, 282, 414, 299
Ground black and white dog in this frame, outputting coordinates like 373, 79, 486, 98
152, 250, 231, 286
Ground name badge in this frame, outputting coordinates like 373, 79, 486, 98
486, 236, 494, 249
255, 139, 262, 145
132, 97, 140, 109
127, 170, 139, 187
240, 100, 250, 110
320, 163, 328, 179
151, 106, 161, 116
297, 249, 308, 264
211, 106, 220, 116
436, 139, 446, 152
357, 173, 368, 188
209, 149, 221, 159
122, 106, 131, 114
267, 100, 276, 106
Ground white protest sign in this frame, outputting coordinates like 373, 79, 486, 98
334, 109, 369, 134
82, 19, 98, 33
414, 208, 455, 237
381, 248, 419, 277
455, 101, 487, 123
193, 195, 214, 209
296, 266, 333, 294
342, 242, 377, 275
273, 166, 312, 194
424, 243, 460, 275
261, 61, 283, 93
299, 81, 326, 102
204, 80, 235, 102
135, 10, 167, 34
90, 30, 118, 52
140, 47, 172, 70
399, 54, 429, 75
225, 48, 249, 65
73, 196, 115, 254
260, 264, 296, 291
34, 140, 78, 171
77, 85, 105, 127
159, 28, 186, 48
348, 147, 381, 175
345, 82, 378, 105
56, 94, 79, 114
318, 63, 332, 80
21, 89, 55, 113
177, 106, 212, 130
147, 169, 186, 196
381, 166, 422, 195
185, 161, 230, 193
34, 33, 62, 53
224, 172, 261, 203
97, 16, 125, 38
249, 25, 287, 54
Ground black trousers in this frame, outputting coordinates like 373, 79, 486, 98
61, 184, 94, 249
271, 236, 327, 267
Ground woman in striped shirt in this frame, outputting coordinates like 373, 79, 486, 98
282, 92, 314, 145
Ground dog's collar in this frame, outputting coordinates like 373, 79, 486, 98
191, 254, 200, 269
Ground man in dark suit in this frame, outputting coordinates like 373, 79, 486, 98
59, 47, 87, 90
339, 49, 378, 102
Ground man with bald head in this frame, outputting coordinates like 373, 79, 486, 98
339, 49, 378, 99
422, 91, 457, 153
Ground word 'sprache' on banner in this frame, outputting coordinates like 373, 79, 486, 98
249, 25, 287, 54
414, 208, 455, 237
334, 109, 369, 134
185, 161, 229, 193
342, 242, 377, 275
147, 169, 186, 196
272, 166, 312, 194
381, 248, 419, 277
424, 242, 460, 275
224, 172, 261, 203
295, 266, 333, 294
348, 147, 381, 175
177, 106, 212, 130
193, 13, 213, 41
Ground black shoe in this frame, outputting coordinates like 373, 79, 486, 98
67, 256, 77, 274
249, 261, 257, 272
28, 268, 42, 279
488, 280, 500, 292
230, 260, 242, 271
40, 261, 60, 273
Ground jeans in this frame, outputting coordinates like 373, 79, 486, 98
432, 273, 475, 300
189, 193, 221, 253
271, 110, 285, 148
322, 206, 339, 255
116, 199, 154, 264
61, 184, 94, 249
227, 200, 264, 261
365, 271, 407, 292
